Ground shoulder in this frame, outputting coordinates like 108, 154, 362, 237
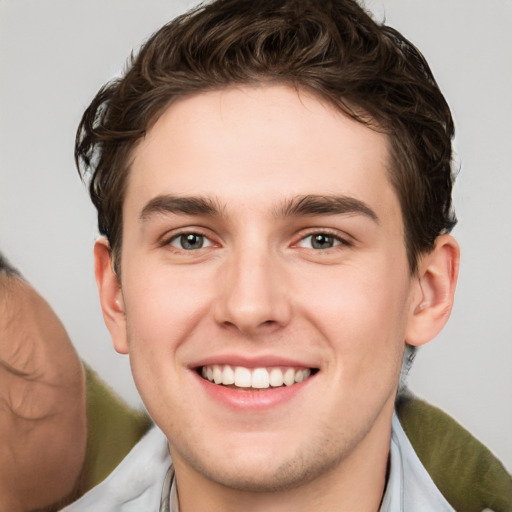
80, 365, 154, 491
61, 425, 170, 511
396, 393, 512, 512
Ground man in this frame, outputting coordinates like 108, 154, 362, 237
68, 0, 509, 508
2, 0, 511, 510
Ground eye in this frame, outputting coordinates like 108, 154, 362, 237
298, 233, 344, 250
169, 233, 212, 250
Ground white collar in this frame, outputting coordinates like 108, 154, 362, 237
379, 412, 454, 511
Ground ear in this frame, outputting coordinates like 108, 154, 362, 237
94, 238, 129, 354
405, 234, 460, 347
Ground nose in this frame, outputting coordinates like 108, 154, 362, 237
213, 246, 292, 336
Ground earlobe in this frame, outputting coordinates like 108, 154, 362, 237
94, 238, 129, 354
405, 234, 460, 347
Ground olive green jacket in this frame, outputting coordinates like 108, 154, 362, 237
76, 367, 512, 512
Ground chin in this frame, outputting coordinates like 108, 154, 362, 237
174, 432, 350, 494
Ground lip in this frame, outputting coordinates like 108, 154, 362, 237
190, 354, 316, 369
194, 369, 316, 411
189, 354, 319, 411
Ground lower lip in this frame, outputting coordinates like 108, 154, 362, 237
194, 372, 314, 411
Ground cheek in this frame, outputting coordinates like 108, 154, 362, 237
296, 260, 410, 373
122, 264, 214, 345
120, 262, 222, 386
121, 271, 212, 424
303, 261, 409, 326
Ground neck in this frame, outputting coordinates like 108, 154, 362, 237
171, 406, 394, 512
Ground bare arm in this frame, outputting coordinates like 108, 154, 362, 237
0, 261, 87, 512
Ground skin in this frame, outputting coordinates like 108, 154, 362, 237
0, 273, 86, 512
96, 84, 459, 511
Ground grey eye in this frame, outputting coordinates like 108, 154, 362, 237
170, 233, 211, 250
297, 233, 340, 250
310, 234, 335, 249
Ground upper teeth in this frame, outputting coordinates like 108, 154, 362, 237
201, 365, 311, 389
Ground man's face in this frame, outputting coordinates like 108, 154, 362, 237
114, 85, 419, 491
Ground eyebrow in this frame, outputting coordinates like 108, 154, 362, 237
139, 193, 378, 223
139, 195, 223, 221
275, 194, 379, 223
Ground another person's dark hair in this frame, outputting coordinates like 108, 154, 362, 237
76, 0, 457, 276
0, 252, 21, 278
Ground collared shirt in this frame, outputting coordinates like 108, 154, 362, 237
62, 413, 454, 512
380, 414, 454, 511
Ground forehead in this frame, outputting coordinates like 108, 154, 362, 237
126, 84, 399, 223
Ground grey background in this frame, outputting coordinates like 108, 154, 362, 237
1, 0, 511, 471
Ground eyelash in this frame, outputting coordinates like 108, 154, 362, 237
295, 230, 353, 251
163, 230, 214, 251
162, 229, 352, 252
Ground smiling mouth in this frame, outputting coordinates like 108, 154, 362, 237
199, 365, 318, 390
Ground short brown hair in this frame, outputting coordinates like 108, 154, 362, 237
76, 0, 456, 275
